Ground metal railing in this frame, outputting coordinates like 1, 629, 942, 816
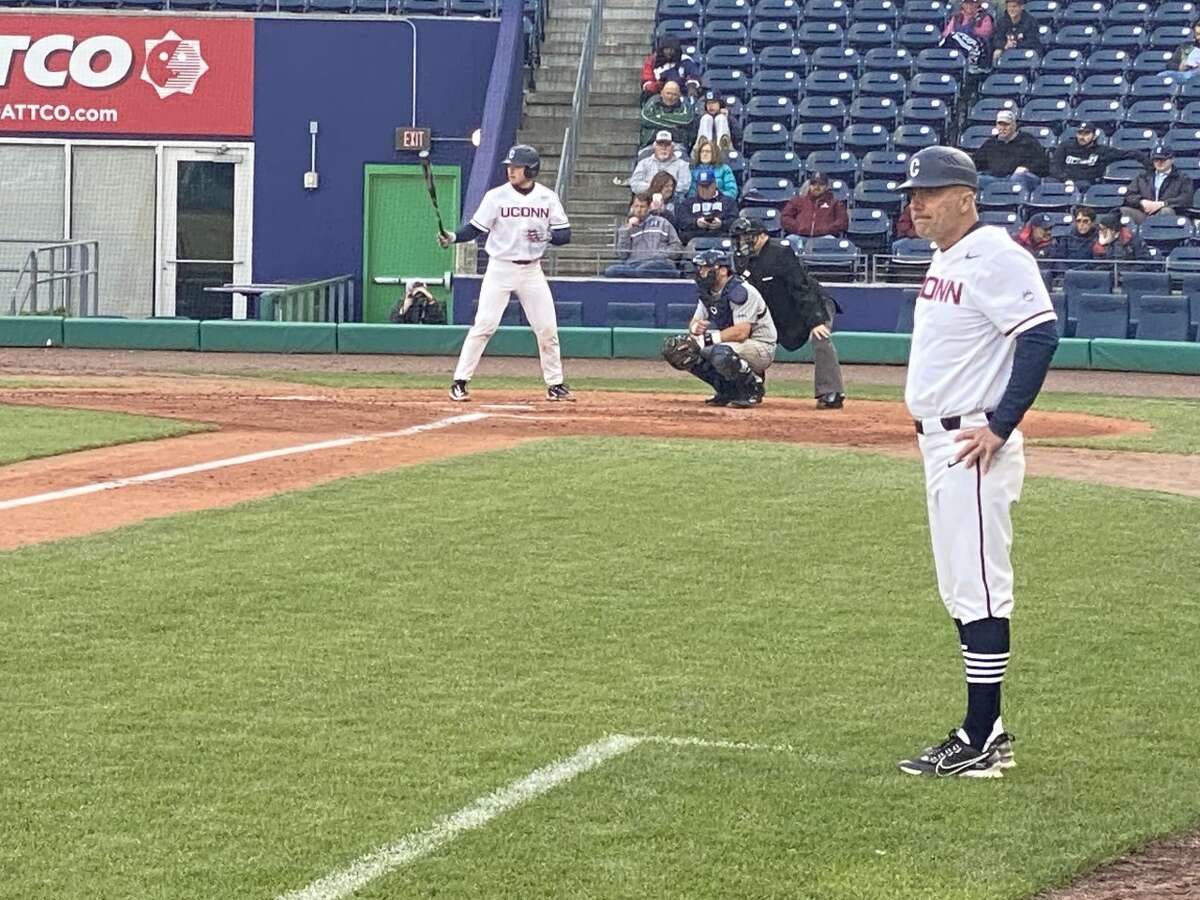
3, 240, 99, 316
258, 275, 355, 323
552, 0, 604, 209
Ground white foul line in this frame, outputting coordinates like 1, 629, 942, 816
0, 412, 491, 513
275, 733, 800, 900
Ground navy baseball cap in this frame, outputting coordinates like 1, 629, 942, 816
1153, 145, 1173, 159
1076, 120, 1096, 132
1030, 213, 1055, 229
897, 145, 979, 191
1099, 211, 1124, 229
696, 169, 715, 186
693, 247, 733, 268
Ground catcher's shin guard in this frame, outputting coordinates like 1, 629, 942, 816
710, 344, 759, 400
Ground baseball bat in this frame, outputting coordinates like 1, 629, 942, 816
420, 152, 448, 237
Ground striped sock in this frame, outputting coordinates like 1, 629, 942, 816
961, 617, 1010, 750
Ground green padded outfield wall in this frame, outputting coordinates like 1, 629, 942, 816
200, 321, 337, 354
1090, 338, 1200, 374
63, 318, 200, 351
0, 316, 63, 347
362, 165, 459, 324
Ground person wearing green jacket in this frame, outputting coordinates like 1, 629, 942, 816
639, 80, 697, 149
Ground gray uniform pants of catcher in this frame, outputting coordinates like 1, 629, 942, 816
812, 297, 845, 397
701, 339, 775, 376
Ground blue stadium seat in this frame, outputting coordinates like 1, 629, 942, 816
1131, 49, 1176, 76
863, 47, 914, 77
979, 73, 1030, 102
751, 69, 802, 98
1120, 270, 1171, 309
1103, 158, 1150, 183
1151, 1, 1198, 27
1163, 128, 1200, 156
857, 71, 908, 102
706, 44, 754, 71
1172, 155, 1200, 185
1072, 99, 1125, 134
1106, 1, 1151, 26
704, 68, 751, 100
1022, 126, 1058, 150
795, 95, 848, 127
980, 210, 1023, 235
1061, 0, 1102, 25
895, 288, 918, 332
1101, 25, 1149, 52
606, 302, 660, 327
748, 149, 803, 181
756, 46, 808, 71
809, 46, 861, 73
800, 236, 862, 271
958, 125, 997, 151
860, 149, 911, 180
657, 0, 700, 23
741, 121, 790, 154
1179, 102, 1200, 128
499, 298, 523, 326
1139, 213, 1194, 251
849, 96, 900, 128
1048, 291, 1068, 335
656, 19, 702, 44
1021, 98, 1073, 128
1148, 25, 1191, 50
968, 98, 1019, 125
1131, 295, 1191, 341
1025, 0, 1062, 27
738, 205, 783, 233
1074, 292, 1130, 338
978, 180, 1030, 212
725, 149, 748, 186
842, 123, 892, 153
892, 124, 939, 151
845, 207, 892, 252
805, 149, 858, 185
554, 301, 583, 327
1122, 102, 1178, 133
900, 0, 947, 24
1027, 181, 1083, 212
892, 237, 937, 260
1053, 25, 1100, 53
909, 73, 958, 101
803, 69, 856, 99
1038, 48, 1084, 76
995, 48, 1041, 76
1079, 74, 1130, 101
708, 0, 753, 22
1111, 127, 1164, 153
745, 95, 796, 127
704, 20, 751, 50
1130, 74, 1179, 103
795, 21, 845, 51
741, 176, 799, 206
791, 121, 841, 153
851, 0, 899, 26
1029, 74, 1079, 102
803, 0, 851, 24
853, 178, 904, 215
748, 20, 795, 52
752, 0, 800, 25
896, 23, 941, 53
1085, 49, 1133, 77
901, 98, 950, 136
1082, 182, 1131, 211
1063, 269, 1114, 322
846, 22, 896, 49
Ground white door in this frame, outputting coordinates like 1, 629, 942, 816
158, 145, 253, 318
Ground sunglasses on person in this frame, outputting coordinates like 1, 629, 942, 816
1075, 215, 1094, 223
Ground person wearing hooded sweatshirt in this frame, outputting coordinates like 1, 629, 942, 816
639, 80, 697, 149
640, 37, 701, 101
1092, 211, 1149, 262
973, 108, 1048, 193
1050, 121, 1146, 192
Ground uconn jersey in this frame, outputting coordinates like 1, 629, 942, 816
470, 183, 569, 262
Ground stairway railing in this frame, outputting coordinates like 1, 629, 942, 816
552, 0, 604, 221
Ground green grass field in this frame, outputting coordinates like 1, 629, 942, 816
1, 438, 1197, 900
0, 404, 208, 465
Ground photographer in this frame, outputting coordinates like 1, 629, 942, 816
389, 282, 447, 324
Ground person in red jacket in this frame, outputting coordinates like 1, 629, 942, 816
781, 173, 849, 238
640, 38, 701, 102
1013, 212, 1055, 259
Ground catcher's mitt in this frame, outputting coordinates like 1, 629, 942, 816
662, 333, 702, 371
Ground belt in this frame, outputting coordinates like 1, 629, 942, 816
914, 411, 993, 435
510, 259, 538, 265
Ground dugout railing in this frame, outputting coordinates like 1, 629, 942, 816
3, 240, 100, 318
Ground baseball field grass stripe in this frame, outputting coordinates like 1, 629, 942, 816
275, 734, 644, 900
0, 412, 491, 512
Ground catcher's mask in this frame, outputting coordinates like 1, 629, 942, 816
692, 247, 732, 293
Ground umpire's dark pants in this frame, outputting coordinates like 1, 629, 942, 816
813, 297, 845, 398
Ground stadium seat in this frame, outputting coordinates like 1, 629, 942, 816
1131, 49, 1176, 76
748, 20, 795, 52
1072, 100, 1126, 134
745, 95, 796, 126
1025, 0, 1062, 26
1085, 49, 1133, 77
657, 0, 700, 23
1053, 25, 1100, 53
795, 21, 845, 51
1029, 74, 1080, 102
1027, 181, 1083, 212
804, 0, 850, 24
968, 98, 1019, 125
751, 69, 803, 98
899, 0, 947, 24
978, 181, 1030, 212
741, 121, 790, 154
1038, 48, 1084, 76
1179, 102, 1200, 128
995, 48, 1040, 76
892, 124, 939, 152
1169, 245, 1200, 275
805, 149, 858, 184
900, 98, 950, 137
860, 149, 911, 180
803, 70, 856, 99
1148, 25, 1191, 50
846, 22, 896, 49
738, 206, 783, 234
842, 123, 892, 153
1121, 102, 1178, 134
704, 20, 751, 50
1173, 155, 1200, 185
791, 121, 841, 153
1061, 0, 1102, 25
800, 236, 862, 273
1130, 75, 1179, 104
709, 0, 753, 22
706, 44, 755, 71
1130, 295, 1191, 341
896, 288, 918, 332
747, 149, 803, 181
853, 178, 904, 216
1025, 123, 1058, 148
1101, 25, 1149, 52
704, 68, 751, 100
725, 149, 748, 186
849, 96, 900, 128
851, 0, 899, 25
809, 46, 859, 71
1163, 128, 1200, 157
910, 73, 958, 101
756, 46, 808, 71
1082, 182, 1130, 211
1151, 1, 1198, 27
858, 71, 908, 102
1063, 269, 1115, 320
656, 19, 702, 45
1021, 98, 1073, 129
449, 0, 496, 12
741, 176, 799, 206
892, 237, 936, 260
896, 23, 941, 53
914, 47, 966, 75
753, 0, 801, 25
1048, 291, 1069, 335
1139, 213, 1194, 251
958, 125, 997, 151
1120, 270, 1171, 309
1079, 74, 1130, 102
1110, 127, 1164, 153
863, 47, 914, 77
795, 96, 848, 127
1103, 158, 1150, 183
1106, 0, 1151, 26
980, 210, 1023, 235
1074, 292, 1131, 338
845, 207, 892, 252
606, 302, 659, 327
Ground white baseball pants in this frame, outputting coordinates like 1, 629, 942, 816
453, 259, 562, 386
917, 413, 1026, 624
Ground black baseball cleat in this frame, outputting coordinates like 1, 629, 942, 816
449, 380, 470, 402
705, 393, 734, 406
985, 731, 1016, 770
546, 383, 575, 402
898, 729, 1003, 778
816, 392, 845, 410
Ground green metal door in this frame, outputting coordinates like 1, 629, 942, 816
362, 163, 460, 323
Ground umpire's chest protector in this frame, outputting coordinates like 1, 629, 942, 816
744, 244, 821, 351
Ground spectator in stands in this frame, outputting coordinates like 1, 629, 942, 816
630, 131, 692, 195
690, 138, 739, 200
781, 173, 849, 238
694, 91, 741, 155
1050, 121, 1146, 193
604, 193, 683, 278
895, 201, 918, 238
640, 80, 697, 149
1014, 212, 1055, 259
941, 0, 994, 130
1121, 146, 1194, 224
648, 171, 680, 226
992, 0, 1043, 64
973, 109, 1048, 192
677, 170, 738, 245
1161, 21, 1200, 81
942, 0, 994, 43
1054, 205, 1099, 262
640, 37, 701, 101
1093, 211, 1149, 261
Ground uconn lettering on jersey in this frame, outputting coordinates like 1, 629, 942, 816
919, 275, 963, 305
500, 206, 551, 218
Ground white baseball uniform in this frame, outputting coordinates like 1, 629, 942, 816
904, 224, 1056, 624
453, 182, 570, 386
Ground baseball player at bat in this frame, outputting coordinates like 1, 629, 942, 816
895, 146, 1059, 778
437, 144, 574, 402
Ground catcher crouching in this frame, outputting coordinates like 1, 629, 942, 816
662, 248, 777, 408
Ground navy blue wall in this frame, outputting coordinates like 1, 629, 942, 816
452, 277, 908, 333
252, 17, 498, 286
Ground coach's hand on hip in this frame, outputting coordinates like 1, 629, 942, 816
954, 426, 1006, 475
437, 231, 454, 248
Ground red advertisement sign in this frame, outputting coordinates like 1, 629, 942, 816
0, 14, 253, 136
